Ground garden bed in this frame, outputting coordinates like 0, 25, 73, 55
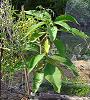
1, 80, 90, 100
1, 60, 90, 100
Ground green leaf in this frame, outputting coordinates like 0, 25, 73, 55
70, 28, 89, 39
55, 15, 79, 24
50, 55, 66, 63
28, 54, 45, 73
44, 63, 61, 93
47, 26, 58, 41
22, 22, 45, 39
49, 55, 78, 76
25, 10, 51, 22
44, 39, 50, 54
32, 72, 44, 93
54, 38, 66, 57
54, 21, 71, 31
30, 32, 46, 42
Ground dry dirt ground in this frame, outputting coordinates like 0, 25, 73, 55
73, 60, 90, 83
1, 60, 90, 100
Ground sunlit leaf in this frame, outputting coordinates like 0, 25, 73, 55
32, 72, 44, 93
55, 15, 79, 24
47, 26, 57, 41
44, 63, 61, 93
28, 54, 45, 73
54, 21, 71, 31
44, 39, 50, 54
49, 55, 78, 76
70, 28, 89, 39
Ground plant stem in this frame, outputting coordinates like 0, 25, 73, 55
24, 68, 31, 97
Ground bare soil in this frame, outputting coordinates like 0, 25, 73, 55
1, 60, 90, 100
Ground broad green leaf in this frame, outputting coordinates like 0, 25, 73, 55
49, 55, 78, 76
32, 72, 44, 93
44, 39, 50, 54
49, 55, 66, 63
55, 15, 79, 24
30, 32, 46, 42
54, 21, 71, 31
54, 38, 66, 57
28, 54, 45, 73
70, 28, 89, 39
44, 63, 61, 93
22, 22, 45, 39
47, 26, 58, 41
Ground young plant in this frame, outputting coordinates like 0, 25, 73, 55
1, 3, 89, 98
23, 8, 89, 95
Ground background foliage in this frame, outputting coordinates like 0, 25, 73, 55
12, 0, 68, 15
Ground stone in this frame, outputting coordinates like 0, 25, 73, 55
66, 0, 90, 23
